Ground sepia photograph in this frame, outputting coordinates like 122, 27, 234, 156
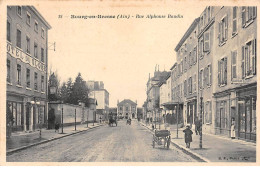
0, 0, 259, 165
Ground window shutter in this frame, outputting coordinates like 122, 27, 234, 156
242, 7, 246, 27
224, 15, 228, 40
224, 57, 227, 84
218, 22, 221, 44
252, 39, 256, 75
194, 46, 197, 64
208, 65, 212, 85
204, 31, 210, 52
242, 46, 245, 78
190, 77, 192, 94
218, 61, 221, 85
253, 7, 257, 19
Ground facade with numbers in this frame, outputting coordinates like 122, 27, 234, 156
213, 6, 257, 141
6, 6, 51, 133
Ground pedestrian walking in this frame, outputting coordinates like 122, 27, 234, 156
195, 117, 200, 135
55, 122, 60, 133
231, 118, 236, 139
183, 125, 193, 148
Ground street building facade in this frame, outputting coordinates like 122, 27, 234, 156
117, 99, 137, 119
146, 66, 170, 125
212, 6, 257, 141
159, 73, 172, 123
172, 18, 200, 128
87, 80, 109, 121
169, 6, 257, 141
6, 6, 51, 133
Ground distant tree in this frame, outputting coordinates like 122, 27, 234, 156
70, 73, 89, 105
66, 78, 73, 104
60, 82, 68, 103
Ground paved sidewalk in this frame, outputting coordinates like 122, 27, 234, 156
140, 121, 256, 162
6, 122, 104, 154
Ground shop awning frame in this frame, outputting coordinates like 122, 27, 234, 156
161, 101, 184, 110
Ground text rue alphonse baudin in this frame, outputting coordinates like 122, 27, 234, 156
58, 14, 183, 19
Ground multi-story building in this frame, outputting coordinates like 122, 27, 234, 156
197, 7, 216, 134
89, 89, 109, 121
170, 6, 257, 142
6, 6, 51, 133
117, 99, 137, 119
87, 80, 109, 121
173, 18, 199, 127
159, 73, 172, 122
146, 66, 170, 124
213, 6, 257, 141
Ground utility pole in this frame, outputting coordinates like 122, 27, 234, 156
61, 107, 64, 134
200, 96, 203, 149
75, 108, 77, 131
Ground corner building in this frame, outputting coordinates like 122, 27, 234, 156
6, 6, 51, 132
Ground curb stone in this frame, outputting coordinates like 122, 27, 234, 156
6, 124, 103, 155
139, 122, 209, 162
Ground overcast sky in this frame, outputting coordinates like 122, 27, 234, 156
36, 1, 205, 107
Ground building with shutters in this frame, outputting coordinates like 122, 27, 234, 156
172, 18, 200, 128
6, 6, 51, 133
212, 6, 257, 141
168, 6, 257, 141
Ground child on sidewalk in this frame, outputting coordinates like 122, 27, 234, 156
183, 125, 193, 148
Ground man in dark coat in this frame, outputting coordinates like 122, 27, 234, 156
183, 125, 193, 148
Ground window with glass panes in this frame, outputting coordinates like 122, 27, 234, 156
17, 64, 21, 85
16, 29, 21, 48
7, 21, 11, 42
26, 69, 30, 88
34, 72, 38, 90
7, 59, 11, 83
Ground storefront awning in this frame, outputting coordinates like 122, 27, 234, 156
161, 101, 183, 110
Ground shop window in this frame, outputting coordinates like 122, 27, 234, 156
17, 64, 21, 85
216, 101, 228, 129
16, 29, 21, 48
218, 57, 227, 86
242, 39, 256, 78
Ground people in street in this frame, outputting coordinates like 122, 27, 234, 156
195, 117, 200, 135
183, 125, 193, 148
55, 122, 60, 133
231, 118, 236, 139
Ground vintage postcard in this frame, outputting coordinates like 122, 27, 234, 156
0, 0, 259, 166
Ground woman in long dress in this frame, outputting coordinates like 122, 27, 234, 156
231, 118, 235, 139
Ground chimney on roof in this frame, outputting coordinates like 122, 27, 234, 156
158, 65, 160, 71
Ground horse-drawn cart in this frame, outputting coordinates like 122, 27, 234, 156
108, 112, 117, 127
152, 130, 171, 149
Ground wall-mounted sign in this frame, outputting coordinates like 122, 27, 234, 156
7, 42, 46, 72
